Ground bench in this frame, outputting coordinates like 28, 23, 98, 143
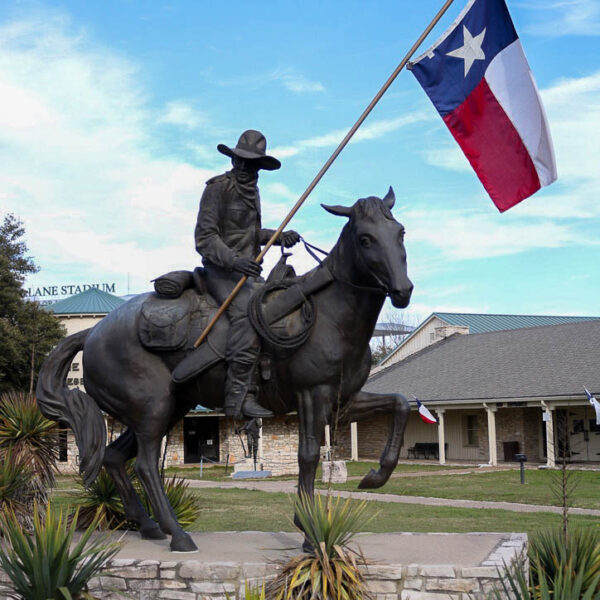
407, 442, 447, 460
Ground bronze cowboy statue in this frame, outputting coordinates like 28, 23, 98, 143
177, 130, 299, 419
36, 128, 414, 551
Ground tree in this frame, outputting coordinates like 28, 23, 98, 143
370, 308, 420, 365
0, 214, 65, 393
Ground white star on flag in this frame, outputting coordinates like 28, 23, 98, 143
446, 25, 486, 77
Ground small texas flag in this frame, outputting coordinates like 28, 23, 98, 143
409, 0, 556, 212
584, 387, 600, 426
416, 399, 438, 424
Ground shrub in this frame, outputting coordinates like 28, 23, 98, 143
0, 503, 121, 600
72, 467, 200, 531
0, 450, 35, 527
0, 391, 58, 500
71, 467, 126, 530
529, 527, 600, 598
267, 493, 372, 600
489, 551, 600, 600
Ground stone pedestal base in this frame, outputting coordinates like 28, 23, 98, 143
0, 531, 526, 600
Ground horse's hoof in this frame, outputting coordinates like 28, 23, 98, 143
170, 533, 198, 553
358, 468, 386, 489
140, 523, 167, 540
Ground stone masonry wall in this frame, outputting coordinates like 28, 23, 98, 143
220, 415, 300, 476
0, 534, 526, 600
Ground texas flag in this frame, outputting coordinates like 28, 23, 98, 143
584, 387, 600, 426
409, 0, 557, 212
416, 399, 438, 424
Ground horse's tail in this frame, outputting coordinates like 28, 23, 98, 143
36, 328, 106, 486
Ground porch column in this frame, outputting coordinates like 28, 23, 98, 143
350, 422, 359, 461
543, 405, 556, 468
324, 424, 331, 459
160, 435, 168, 468
437, 410, 446, 465
485, 404, 498, 466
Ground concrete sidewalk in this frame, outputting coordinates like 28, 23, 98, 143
186, 478, 600, 517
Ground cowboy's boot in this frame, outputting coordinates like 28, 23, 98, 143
242, 371, 273, 419
224, 362, 273, 419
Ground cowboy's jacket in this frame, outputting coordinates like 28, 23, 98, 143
195, 171, 276, 271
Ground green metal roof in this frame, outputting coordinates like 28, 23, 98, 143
49, 288, 125, 315
434, 312, 600, 334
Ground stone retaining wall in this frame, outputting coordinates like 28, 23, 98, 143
0, 534, 526, 600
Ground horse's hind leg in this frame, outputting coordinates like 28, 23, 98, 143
103, 428, 166, 540
134, 433, 198, 552
340, 390, 410, 489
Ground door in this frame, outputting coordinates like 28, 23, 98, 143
183, 416, 220, 463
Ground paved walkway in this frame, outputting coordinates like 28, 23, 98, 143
186, 477, 600, 517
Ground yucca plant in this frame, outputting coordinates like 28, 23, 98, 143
70, 467, 126, 530
0, 503, 121, 600
267, 493, 372, 600
0, 450, 35, 527
72, 466, 200, 532
488, 552, 600, 600
529, 527, 600, 598
226, 582, 266, 600
0, 391, 58, 499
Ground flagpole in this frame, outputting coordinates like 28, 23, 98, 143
194, 0, 455, 348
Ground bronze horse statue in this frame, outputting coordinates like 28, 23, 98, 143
37, 187, 413, 552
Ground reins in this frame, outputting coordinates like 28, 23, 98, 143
299, 235, 388, 296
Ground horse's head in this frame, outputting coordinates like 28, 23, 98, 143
322, 187, 413, 308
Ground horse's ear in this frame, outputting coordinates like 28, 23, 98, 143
383, 186, 395, 209
321, 204, 353, 218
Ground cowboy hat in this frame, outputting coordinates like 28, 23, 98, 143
217, 129, 281, 171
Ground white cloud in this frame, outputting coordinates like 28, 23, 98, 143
216, 67, 325, 94
405, 209, 584, 260
159, 101, 206, 129
280, 73, 325, 93
523, 0, 600, 36
271, 112, 432, 158
0, 14, 216, 293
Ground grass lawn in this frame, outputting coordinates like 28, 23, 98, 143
321, 468, 600, 509
187, 488, 598, 536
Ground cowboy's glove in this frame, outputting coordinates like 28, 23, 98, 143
232, 257, 262, 277
281, 230, 300, 248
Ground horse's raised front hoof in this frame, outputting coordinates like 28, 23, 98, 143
140, 523, 167, 540
170, 532, 198, 553
358, 468, 387, 489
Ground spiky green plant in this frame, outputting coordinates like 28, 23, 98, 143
0, 503, 121, 600
0, 391, 58, 498
0, 450, 35, 527
529, 527, 600, 598
488, 551, 600, 600
70, 467, 126, 530
72, 467, 199, 532
268, 493, 372, 600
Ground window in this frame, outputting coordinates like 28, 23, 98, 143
463, 414, 479, 446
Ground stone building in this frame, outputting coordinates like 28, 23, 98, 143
362, 319, 600, 466
373, 312, 600, 372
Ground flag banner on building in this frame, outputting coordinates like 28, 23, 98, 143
584, 387, 600, 425
409, 0, 557, 212
416, 399, 438, 424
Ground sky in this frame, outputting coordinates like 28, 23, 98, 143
1, 0, 600, 323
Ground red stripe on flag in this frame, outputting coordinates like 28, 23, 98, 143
443, 77, 540, 212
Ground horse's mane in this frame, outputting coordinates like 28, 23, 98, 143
352, 196, 394, 221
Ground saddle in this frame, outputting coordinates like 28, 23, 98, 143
139, 257, 333, 384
